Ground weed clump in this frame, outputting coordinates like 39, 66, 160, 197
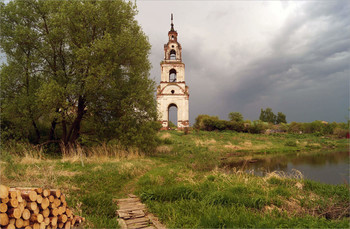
285, 140, 297, 147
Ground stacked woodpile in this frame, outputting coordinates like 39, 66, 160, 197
0, 185, 84, 229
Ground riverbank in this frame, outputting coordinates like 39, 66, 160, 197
157, 130, 348, 171
1, 131, 349, 228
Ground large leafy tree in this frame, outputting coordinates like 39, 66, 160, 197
1, 0, 158, 151
228, 112, 244, 123
276, 112, 287, 124
259, 108, 287, 124
259, 108, 276, 124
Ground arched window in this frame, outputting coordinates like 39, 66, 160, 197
169, 69, 176, 82
170, 49, 176, 60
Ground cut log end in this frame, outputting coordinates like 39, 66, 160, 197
8, 208, 21, 219
0, 212, 9, 226
0, 185, 9, 199
15, 218, 24, 228
22, 209, 31, 220
0, 203, 8, 213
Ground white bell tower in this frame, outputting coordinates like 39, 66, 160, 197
157, 14, 189, 130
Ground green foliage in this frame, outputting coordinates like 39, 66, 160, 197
0, 0, 159, 152
288, 122, 303, 133
260, 108, 287, 124
333, 127, 348, 138
137, 161, 349, 228
141, 185, 199, 202
276, 112, 287, 124
259, 107, 276, 124
246, 120, 268, 134
168, 121, 177, 129
193, 114, 216, 130
284, 140, 297, 147
193, 115, 245, 132
228, 112, 244, 122
286, 121, 346, 137
2, 131, 349, 228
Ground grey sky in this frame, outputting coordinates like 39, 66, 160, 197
135, 0, 350, 124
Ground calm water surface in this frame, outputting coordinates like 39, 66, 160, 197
236, 151, 349, 185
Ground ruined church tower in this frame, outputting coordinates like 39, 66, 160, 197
157, 14, 189, 130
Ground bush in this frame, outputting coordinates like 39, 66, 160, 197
284, 140, 297, 147
288, 122, 303, 133
226, 121, 245, 132
184, 127, 190, 135
247, 120, 267, 134
194, 115, 245, 132
333, 128, 348, 138
194, 115, 216, 130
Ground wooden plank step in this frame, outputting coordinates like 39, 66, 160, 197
117, 198, 140, 203
119, 201, 144, 205
119, 205, 146, 211
118, 211, 131, 219
118, 197, 139, 201
117, 212, 145, 220
147, 214, 166, 229
116, 194, 166, 229
129, 210, 145, 216
119, 204, 146, 210
127, 222, 151, 229
125, 217, 150, 225
119, 202, 144, 208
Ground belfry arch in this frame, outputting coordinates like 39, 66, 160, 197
169, 69, 177, 82
170, 50, 176, 60
156, 14, 189, 130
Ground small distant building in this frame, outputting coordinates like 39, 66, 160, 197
157, 14, 189, 130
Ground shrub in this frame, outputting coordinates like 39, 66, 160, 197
247, 120, 267, 134
194, 115, 214, 130
333, 128, 348, 138
288, 122, 303, 133
183, 127, 189, 135
228, 112, 244, 122
285, 140, 297, 147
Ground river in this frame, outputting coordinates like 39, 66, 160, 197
234, 151, 349, 185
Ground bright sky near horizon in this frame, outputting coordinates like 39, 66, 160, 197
135, 0, 350, 124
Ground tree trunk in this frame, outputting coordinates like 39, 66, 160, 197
49, 119, 57, 141
67, 96, 85, 144
62, 118, 67, 146
31, 118, 41, 144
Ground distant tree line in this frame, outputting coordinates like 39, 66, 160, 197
193, 109, 348, 138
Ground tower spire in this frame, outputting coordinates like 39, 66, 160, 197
170, 13, 174, 31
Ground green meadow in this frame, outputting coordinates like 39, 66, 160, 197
1, 131, 349, 228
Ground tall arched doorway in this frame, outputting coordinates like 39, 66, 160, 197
168, 103, 178, 129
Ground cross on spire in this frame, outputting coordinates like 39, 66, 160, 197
170, 13, 174, 31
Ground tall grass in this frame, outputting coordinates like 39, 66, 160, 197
1, 141, 144, 164
60, 143, 143, 163
137, 164, 350, 228
1, 141, 46, 164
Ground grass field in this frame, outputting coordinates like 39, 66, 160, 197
1, 131, 349, 228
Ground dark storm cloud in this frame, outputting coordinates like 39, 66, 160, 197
218, 1, 350, 122
136, 1, 349, 124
